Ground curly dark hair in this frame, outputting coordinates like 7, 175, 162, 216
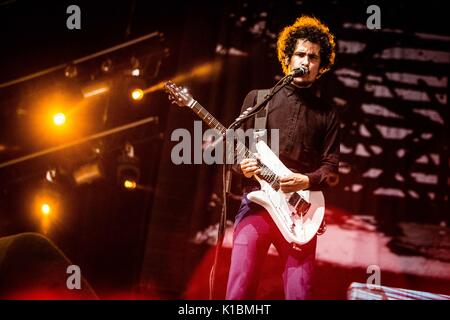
277, 15, 336, 75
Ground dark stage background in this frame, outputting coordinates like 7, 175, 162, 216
0, 0, 448, 299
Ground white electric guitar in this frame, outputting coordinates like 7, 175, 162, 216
165, 81, 325, 248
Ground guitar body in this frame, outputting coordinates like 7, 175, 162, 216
246, 141, 325, 246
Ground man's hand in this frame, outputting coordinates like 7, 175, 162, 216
280, 173, 310, 192
240, 157, 261, 178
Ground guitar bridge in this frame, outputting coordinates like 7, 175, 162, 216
288, 193, 311, 217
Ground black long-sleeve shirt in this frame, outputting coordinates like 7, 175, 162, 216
234, 83, 340, 191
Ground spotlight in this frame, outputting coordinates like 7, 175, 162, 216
130, 88, 144, 101
64, 64, 78, 78
45, 169, 57, 183
53, 112, 66, 126
72, 161, 103, 185
123, 180, 137, 190
101, 58, 113, 73
129, 56, 141, 77
33, 182, 61, 235
41, 203, 51, 216
131, 68, 140, 77
117, 142, 140, 189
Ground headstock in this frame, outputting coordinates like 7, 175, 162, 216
164, 81, 195, 108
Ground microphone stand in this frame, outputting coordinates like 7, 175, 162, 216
209, 72, 298, 299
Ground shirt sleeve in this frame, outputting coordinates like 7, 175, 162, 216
304, 107, 340, 190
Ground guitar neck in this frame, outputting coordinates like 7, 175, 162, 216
190, 100, 227, 135
190, 100, 250, 158
189, 100, 280, 189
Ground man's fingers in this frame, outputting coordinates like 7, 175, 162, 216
280, 176, 292, 182
242, 166, 261, 178
247, 166, 260, 173
241, 160, 257, 169
240, 158, 262, 178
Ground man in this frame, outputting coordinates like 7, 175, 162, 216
226, 15, 339, 300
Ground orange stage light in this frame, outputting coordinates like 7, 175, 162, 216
53, 112, 66, 126
130, 88, 144, 101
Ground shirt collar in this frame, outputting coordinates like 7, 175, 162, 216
284, 83, 315, 97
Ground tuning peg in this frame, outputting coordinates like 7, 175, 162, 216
182, 87, 188, 93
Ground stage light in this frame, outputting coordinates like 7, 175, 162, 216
72, 162, 103, 185
53, 112, 66, 126
131, 68, 140, 76
45, 169, 57, 183
123, 179, 137, 190
64, 64, 78, 78
117, 142, 140, 189
41, 203, 51, 216
130, 88, 144, 101
129, 56, 142, 77
101, 58, 113, 73
33, 184, 61, 235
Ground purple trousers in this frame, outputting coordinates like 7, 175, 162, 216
225, 196, 317, 300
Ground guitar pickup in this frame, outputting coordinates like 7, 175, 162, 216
295, 198, 311, 217
288, 192, 300, 206
288, 193, 311, 217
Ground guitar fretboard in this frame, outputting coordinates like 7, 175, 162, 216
191, 101, 280, 190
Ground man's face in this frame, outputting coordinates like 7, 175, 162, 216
286, 39, 322, 87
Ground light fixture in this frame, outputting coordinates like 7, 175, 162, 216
130, 56, 141, 77
130, 88, 144, 101
53, 112, 66, 126
71, 145, 105, 185
101, 58, 113, 73
117, 142, 140, 189
72, 161, 103, 185
123, 179, 137, 190
45, 169, 57, 183
41, 203, 51, 216
64, 64, 78, 78
131, 68, 140, 76
33, 178, 62, 235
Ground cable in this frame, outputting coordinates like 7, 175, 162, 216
209, 140, 230, 300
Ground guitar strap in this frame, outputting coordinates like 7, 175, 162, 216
254, 89, 271, 142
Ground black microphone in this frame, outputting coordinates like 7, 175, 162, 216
283, 66, 308, 84
290, 66, 308, 77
